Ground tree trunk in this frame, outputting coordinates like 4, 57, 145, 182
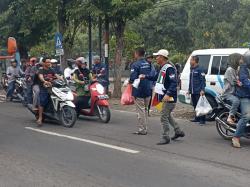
18, 44, 28, 59
112, 21, 125, 98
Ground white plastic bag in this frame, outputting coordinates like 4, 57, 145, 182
195, 96, 212, 117
132, 78, 140, 89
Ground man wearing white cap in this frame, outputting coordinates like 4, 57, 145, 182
140, 49, 185, 144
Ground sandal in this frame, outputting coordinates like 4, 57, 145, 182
232, 137, 241, 148
36, 120, 42, 127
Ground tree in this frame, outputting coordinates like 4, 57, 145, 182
131, 3, 193, 54
92, 0, 156, 97
0, 0, 56, 57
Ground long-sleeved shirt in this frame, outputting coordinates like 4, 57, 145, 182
222, 67, 237, 96
6, 66, 23, 83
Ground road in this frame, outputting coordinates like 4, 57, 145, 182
0, 102, 250, 187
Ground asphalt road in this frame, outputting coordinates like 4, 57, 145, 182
0, 102, 250, 187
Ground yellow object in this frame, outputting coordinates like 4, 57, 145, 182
155, 102, 163, 111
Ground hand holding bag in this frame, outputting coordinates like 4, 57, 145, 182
195, 96, 212, 117
121, 84, 134, 105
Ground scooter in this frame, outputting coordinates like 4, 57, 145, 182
27, 79, 77, 128
74, 81, 111, 123
215, 95, 250, 140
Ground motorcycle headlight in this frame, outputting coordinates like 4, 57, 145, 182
96, 84, 105, 94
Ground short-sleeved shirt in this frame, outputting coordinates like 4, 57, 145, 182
38, 68, 56, 87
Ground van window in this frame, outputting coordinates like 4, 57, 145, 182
211, 56, 229, 75
219, 56, 228, 75
211, 56, 221, 75
196, 55, 210, 74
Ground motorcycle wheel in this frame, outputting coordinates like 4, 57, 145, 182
59, 106, 77, 128
98, 106, 111, 123
216, 110, 235, 140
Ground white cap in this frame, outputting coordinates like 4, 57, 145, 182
76, 57, 87, 64
51, 59, 58, 63
153, 49, 169, 58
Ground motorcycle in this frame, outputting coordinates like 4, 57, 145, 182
14, 76, 27, 104
73, 80, 111, 123
27, 79, 77, 128
215, 95, 250, 140
0, 72, 8, 91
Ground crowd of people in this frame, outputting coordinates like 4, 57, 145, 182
5, 55, 108, 126
4, 48, 250, 147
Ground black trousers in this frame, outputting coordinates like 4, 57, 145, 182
191, 94, 206, 122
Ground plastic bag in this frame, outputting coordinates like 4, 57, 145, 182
132, 78, 140, 89
195, 96, 213, 117
121, 84, 134, 105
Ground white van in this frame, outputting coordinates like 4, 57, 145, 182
178, 48, 249, 120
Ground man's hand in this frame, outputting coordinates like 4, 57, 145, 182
80, 81, 85, 85
162, 95, 171, 102
43, 81, 52, 88
200, 90, 205, 96
139, 74, 146, 80
186, 91, 190, 95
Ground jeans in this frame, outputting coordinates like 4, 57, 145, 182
234, 98, 250, 138
224, 94, 240, 117
6, 81, 15, 98
32, 85, 40, 108
24, 84, 33, 104
191, 94, 206, 122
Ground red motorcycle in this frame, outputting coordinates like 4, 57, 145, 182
73, 81, 111, 123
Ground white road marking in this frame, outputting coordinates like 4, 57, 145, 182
25, 127, 140, 154
113, 109, 135, 114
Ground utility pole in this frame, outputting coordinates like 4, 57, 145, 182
88, 15, 92, 70
99, 16, 102, 62
104, 15, 109, 92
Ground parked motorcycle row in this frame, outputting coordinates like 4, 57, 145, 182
1, 73, 111, 128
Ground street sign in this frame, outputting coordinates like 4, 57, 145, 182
55, 33, 64, 56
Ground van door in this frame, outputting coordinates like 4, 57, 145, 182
206, 55, 228, 95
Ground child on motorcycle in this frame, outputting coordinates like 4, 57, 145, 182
222, 53, 242, 125
73, 57, 93, 115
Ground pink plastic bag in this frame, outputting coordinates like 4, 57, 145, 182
121, 84, 134, 105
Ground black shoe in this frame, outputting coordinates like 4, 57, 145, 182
133, 131, 147, 135
171, 130, 185, 140
157, 136, 170, 145
190, 119, 199, 122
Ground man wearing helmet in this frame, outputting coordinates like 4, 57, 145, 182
64, 59, 76, 84
6, 59, 23, 101
73, 57, 93, 114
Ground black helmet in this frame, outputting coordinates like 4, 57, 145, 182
67, 59, 75, 67
244, 50, 250, 69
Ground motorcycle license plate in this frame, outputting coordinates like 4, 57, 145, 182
97, 95, 109, 100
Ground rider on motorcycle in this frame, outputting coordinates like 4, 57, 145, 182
36, 57, 62, 126
24, 57, 37, 104
6, 59, 24, 101
64, 59, 76, 84
73, 57, 93, 115
232, 52, 250, 148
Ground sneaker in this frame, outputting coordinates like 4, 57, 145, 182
190, 119, 199, 122
232, 137, 241, 148
171, 130, 185, 140
133, 131, 147, 135
157, 136, 170, 145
